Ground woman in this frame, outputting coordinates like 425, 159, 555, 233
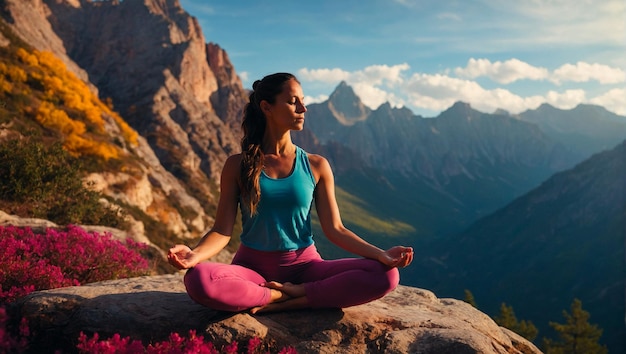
168, 72, 413, 313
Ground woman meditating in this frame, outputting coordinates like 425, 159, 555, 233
167, 72, 413, 313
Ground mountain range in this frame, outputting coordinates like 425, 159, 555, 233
0, 0, 624, 351
412, 140, 625, 352
297, 83, 625, 242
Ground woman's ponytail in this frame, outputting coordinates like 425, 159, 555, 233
239, 73, 298, 215
240, 86, 265, 215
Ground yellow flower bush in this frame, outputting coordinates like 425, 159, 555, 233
6, 47, 139, 159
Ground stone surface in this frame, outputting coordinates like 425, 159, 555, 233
14, 274, 542, 354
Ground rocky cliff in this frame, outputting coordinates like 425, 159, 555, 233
1, 0, 247, 240
13, 274, 541, 354
39, 0, 243, 181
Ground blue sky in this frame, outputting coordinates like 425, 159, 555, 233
179, 0, 625, 117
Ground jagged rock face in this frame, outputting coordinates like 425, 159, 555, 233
327, 81, 370, 125
14, 274, 541, 354
0, 30, 8, 46
1, 0, 248, 238
5, 0, 243, 183
207, 42, 248, 136
39, 0, 241, 183
2, 0, 93, 86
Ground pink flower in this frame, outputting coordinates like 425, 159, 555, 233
0, 225, 149, 304
278, 346, 298, 354
223, 341, 238, 354
247, 337, 263, 354
0, 307, 30, 353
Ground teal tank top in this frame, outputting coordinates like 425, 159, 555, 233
239, 146, 317, 251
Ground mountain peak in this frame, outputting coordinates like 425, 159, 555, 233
493, 108, 510, 116
536, 103, 557, 112
438, 101, 478, 120
327, 81, 369, 125
571, 103, 624, 123
450, 101, 472, 111
526, 102, 625, 122
329, 81, 359, 104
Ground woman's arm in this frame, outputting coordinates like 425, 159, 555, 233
309, 154, 413, 268
168, 154, 241, 269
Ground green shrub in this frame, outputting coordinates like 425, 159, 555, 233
0, 138, 127, 228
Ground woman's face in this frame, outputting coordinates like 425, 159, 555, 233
262, 78, 307, 131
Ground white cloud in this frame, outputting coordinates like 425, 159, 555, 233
304, 94, 329, 105
297, 68, 351, 83
551, 62, 626, 85
403, 73, 545, 114
455, 58, 549, 84
359, 63, 410, 86
238, 71, 249, 83
298, 64, 410, 87
450, 58, 626, 86
405, 73, 480, 100
590, 88, 626, 115
352, 82, 405, 109
544, 89, 587, 109
298, 64, 410, 109
298, 60, 625, 117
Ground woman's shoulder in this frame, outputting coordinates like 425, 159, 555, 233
300, 148, 324, 164
305, 152, 325, 164
226, 153, 243, 163
221, 153, 242, 175
303, 151, 332, 176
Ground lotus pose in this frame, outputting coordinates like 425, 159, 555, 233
168, 72, 413, 313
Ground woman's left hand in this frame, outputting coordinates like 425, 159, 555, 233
379, 246, 414, 268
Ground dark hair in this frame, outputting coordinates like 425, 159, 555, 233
240, 72, 298, 215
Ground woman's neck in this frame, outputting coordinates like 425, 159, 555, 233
262, 133, 295, 156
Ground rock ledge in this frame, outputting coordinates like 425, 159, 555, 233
15, 274, 541, 353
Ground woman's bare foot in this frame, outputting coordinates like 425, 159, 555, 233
263, 281, 306, 298
269, 288, 290, 303
249, 281, 308, 314
250, 296, 309, 314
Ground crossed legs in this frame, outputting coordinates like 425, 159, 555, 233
184, 256, 399, 314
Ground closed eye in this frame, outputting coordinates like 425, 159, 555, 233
288, 96, 305, 105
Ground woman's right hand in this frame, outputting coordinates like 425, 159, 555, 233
167, 244, 200, 270
378, 246, 414, 268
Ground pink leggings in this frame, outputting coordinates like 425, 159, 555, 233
184, 244, 400, 312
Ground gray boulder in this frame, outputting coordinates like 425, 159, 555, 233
14, 274, 541, 353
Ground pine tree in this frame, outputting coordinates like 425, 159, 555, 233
542, 298, 607, 354
463, 289, 477, 308
494, 303, 538, 342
